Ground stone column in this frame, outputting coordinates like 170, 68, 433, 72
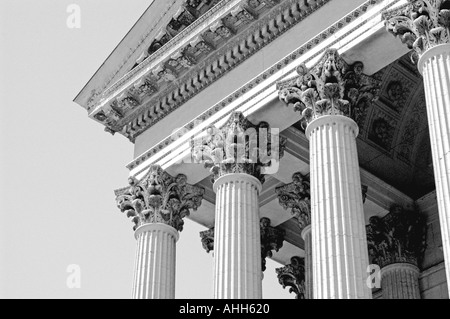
380, 263, 421, 299
308, 114, 371, 299
200, 219, 285, 262
115, 165, 204, 299
366, 204, 426, 299
301, 225, 312, 299
133, 223, 178, 299
278, 49, 381, 299
384, 1, 450, 296
213, 173, 263, 299
192, 111, 286, 299
276, 172, 313, 299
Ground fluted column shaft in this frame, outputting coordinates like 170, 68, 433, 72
213, 173, 262, 299
301, 225, 313, 299
132, 223, 179, 299
307, 115, 371, 299
381, 263, 421, 299
419, 44, 450, 294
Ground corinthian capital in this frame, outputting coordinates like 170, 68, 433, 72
383, 0, 450, 62
191, 111, 286, 183
278, 49, 381, 128
260, 217, 285, 272
366, 204, 427, 268
200, 228, 215, 253
275, 172, 311, 229
114, 165, 205, 232
276, 256, 306, 299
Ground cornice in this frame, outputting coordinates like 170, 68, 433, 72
89, 0, 332, 139
127, 0, 396, 173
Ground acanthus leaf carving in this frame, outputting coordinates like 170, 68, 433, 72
276, 256, 306, 299
114, 165, 205, 232
275, 172, 311, 229
278, 49, 381, 129
200, 228, 215, 253
260, 217, 285, 272
366, 204, 427, 268
383, 0, 450, 62
191, 111, 286, 183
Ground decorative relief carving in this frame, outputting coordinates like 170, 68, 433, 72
191, 111, 286, 183
200, 228, 215, 253
276, 256, 306, 299
167, 7, 197, 36
260, 217, 285, 272
379, 68, 416, 113
366, 204, 427, 268
397, 92, 426, 162
383, 0, 450, 62
368, 109, 397, 150
275, 172, 311, 229
210, 21, 234, 39
117, 93, 140, 110
114, 165, 205, 232
133, 78, 158, 96
278, 49, 381, 129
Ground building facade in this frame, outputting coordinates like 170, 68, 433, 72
74, 0, 450, 299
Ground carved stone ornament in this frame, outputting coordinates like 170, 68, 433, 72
260, 217, 285, 272
278, 49, 381, 129
275, 172, 311, 229
191, 111, 286, 183
383, 0, 450, 63
115, 165, 205, 232
275, 256, 306, 299
200, 228, 215, 253
366, 204, 427, 268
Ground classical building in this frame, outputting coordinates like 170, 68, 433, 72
74, 0, 450, 299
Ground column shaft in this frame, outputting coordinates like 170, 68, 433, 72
302, 226, 313, 299
308, 115, 371, 299
132, 223, 179, 299
420, 44, 450, 294
213, 173, 262, 299
381, 264, 421, 299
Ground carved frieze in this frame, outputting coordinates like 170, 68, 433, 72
366, 204, 427, 268
275, 256, 306, 299
275, 172, 311, 229
191, 111, 286, 183
115, 165, 205, 232
383, 0, 450, 63
278, 49, 381, 129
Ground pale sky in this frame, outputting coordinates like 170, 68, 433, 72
0, 0, 292, 299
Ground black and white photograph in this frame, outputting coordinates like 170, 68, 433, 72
1, 0, 449, 301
